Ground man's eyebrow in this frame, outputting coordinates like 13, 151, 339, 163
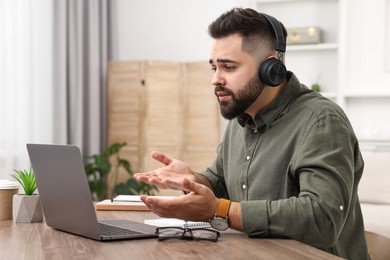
209, 58, 239, 64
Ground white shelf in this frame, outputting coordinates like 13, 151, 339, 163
359, 139, 390, 152
360, 139, 390, 143
254, 0, 336, 3
287, 43, 338, 51
244, 0, 390, 143
344, 93, 390, 98
320, 92, 337, 99
251, 0, 340, 96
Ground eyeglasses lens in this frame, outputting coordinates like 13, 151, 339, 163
156, 227, 219, 242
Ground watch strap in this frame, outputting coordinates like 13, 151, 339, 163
216, 198, 231, 219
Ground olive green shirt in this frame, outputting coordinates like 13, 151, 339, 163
203, 72, 369, 259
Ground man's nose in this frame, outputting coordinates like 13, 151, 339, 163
211, 70, 226, 86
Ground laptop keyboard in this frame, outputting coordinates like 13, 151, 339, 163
98, 222, 144, 236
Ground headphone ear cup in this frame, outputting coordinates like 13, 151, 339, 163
258, 58, 287, 87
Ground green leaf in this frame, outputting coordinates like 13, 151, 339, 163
84, 142, 157, 201
311, 83, 321, 92
10, 168, 37, 195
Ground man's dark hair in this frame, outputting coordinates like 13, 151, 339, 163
208, 8, 287, 56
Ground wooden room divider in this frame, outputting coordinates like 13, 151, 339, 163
108, 60, 221, 195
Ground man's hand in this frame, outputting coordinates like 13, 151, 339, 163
140, 178, 219, 222
134, 151, 202, 191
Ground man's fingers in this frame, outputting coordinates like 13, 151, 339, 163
151, 151, 172, 166
182, 178, 206, 194
134, 171, 155, 181
141, 196, 178, 209
133, 173, 148, 182
139, 195, 152, 209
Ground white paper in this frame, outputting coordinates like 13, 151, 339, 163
144, 218, 211, 229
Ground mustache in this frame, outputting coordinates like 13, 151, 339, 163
214, 86, 234, 96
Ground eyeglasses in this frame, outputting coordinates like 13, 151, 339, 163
155, 227, 220, 242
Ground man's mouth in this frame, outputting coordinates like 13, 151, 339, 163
215, 91, 231, 102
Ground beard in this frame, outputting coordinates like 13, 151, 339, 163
215, 75, 264, 120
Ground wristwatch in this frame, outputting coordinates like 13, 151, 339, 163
210, 198, 231, 231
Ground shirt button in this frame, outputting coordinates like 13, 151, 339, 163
242, 184, 247, 190
253, 128, 258, 134
339, 205, 344, 211
246, 155, 251, 161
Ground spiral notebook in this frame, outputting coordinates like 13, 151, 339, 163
144, 218, 211, 229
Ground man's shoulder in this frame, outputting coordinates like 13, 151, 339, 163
286, 72, 346, 120
294, 90, 346, 120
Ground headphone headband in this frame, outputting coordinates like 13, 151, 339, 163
257, 12, 287, 87
260, 13, 286, 53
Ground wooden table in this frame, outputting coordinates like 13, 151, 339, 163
0, 210, 342, 260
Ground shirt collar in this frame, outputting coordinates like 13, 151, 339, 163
237, 113, 254, 127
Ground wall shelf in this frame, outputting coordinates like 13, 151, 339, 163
320, 92, 337, 99
287, 43, 338, 51
255, 0, 336, 3
344, 93, 390, 98
244, 0, 390, 142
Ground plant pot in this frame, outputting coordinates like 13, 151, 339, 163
12, 194, 43, 223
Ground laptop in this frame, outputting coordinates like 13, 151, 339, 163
26, 143, 158, 241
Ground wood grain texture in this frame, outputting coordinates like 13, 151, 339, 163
365, 231, 390, 260
0, 210, 342, 260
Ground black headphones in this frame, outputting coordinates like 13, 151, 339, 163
258, 13, 287, 87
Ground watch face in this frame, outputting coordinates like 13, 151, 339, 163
210, 217, 228, 231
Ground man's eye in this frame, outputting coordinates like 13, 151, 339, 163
225, 66, 236, 71
211, 67, 216, 72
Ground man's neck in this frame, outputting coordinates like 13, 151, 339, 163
245, 80, 287, 118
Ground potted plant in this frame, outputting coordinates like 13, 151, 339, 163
10, 168, 43, 223
84, 142, 158, 201
309, 75, 321, 92
311, 83, 321, 92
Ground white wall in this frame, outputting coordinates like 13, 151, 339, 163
115, 0, 239, 61
343, 0, 390, 141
